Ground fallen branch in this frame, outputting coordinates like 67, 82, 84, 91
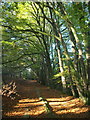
2, 81, 20, 100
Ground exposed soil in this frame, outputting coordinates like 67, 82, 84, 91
2, 80, 90, 119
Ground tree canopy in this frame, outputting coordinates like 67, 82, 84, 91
1, 1, 90, 105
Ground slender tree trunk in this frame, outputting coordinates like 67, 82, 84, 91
53, 25, 67, 91
56, 40, 66, 90
34, 3, 53, 85
47, 5, 67, 91
42, 9, 53, 85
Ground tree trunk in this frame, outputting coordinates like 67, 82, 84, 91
57, 40, 66, 91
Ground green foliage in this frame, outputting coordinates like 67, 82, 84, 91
1, 2, 90, 104
53, 67, 70, 80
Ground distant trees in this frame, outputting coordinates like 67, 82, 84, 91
1, 2, 90, 104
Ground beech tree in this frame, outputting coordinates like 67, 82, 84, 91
1, 1, 90, 104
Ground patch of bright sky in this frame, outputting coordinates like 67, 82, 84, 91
11, 37, 15, 40
27, 68, 31, 72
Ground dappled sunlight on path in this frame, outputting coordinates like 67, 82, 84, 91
2, 80, 90, 118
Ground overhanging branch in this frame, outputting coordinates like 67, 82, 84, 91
2, 53, 41, 64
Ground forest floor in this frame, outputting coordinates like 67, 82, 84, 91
2, 80, 90, 119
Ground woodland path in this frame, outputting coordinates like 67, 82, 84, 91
2, 80, 90, 118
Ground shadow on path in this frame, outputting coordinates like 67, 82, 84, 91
2, 80, 90, 118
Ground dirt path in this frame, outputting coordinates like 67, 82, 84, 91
2, 80, 90, 118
